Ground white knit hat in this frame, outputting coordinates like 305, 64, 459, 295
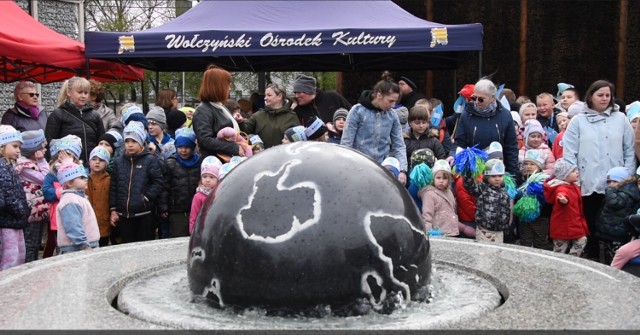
510, 111, 523, 128
523, 149, 545, 170
485, 141, 503, 160
201, 156, 222, 178
0, 125, 23, 146
484, 159, 506, 176
431, 159, 451, 176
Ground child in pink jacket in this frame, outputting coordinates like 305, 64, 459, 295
189, 156, 222, 235
519, 119, 556, 175
419, 160, 459, 237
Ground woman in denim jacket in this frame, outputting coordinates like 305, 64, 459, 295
340, 78, 408, 185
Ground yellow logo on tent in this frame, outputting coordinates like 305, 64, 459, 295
118, 35, 135, 54
429, 28, 448, 48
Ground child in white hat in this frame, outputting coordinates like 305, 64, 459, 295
55, 161, 100, 253
0, 125, 29, 270
42, 134, 83, 258
189, 156, 222, 235
86, 146, 111, 247
419, 159, 459, 237
382, 157, 401, 179
513, 150, 553, 250
463, 159, 511, 243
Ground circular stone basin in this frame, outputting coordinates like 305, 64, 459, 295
117, 261, 502, 330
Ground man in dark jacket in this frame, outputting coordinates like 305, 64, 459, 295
398, 76, 427, 109
293, 74, 352, 126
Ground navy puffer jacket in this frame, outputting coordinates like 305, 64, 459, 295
0, 158, 29, 229
109, 147, 165, 218
165, 157, 201, 213
596, 182, 640, 242
454, 103, 519, 176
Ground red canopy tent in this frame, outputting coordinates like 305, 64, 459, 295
0, 1, 143, 84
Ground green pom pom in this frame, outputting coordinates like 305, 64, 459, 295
513, 195, 541, 222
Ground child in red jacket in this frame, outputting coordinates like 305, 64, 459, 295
544, 158, 589, 257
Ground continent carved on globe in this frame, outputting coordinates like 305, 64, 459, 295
187, 142, 431, 315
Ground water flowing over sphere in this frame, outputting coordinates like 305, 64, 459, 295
188, 142, 431, 314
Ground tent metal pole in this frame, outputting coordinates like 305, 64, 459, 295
258, 72, 266, 95
85, 58, 90, 80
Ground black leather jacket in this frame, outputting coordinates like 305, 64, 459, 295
192, 102, 241, 159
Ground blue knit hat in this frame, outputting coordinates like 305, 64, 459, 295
57, 162, 87, 185
56, 135, 82, 158
627, 101, 640, 122
557, 83, 575, 98
174, 127, 196, 149
90, 146, 111, 163
607, 167, 630, 183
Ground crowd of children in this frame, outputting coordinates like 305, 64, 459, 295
399, 84, 640, 272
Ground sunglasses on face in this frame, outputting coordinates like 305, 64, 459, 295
22, 92, 39, 98
470, 96, 485, 103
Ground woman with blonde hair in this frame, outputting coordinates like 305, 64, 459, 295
45, 77, 105, 166
192, 66, 244, 159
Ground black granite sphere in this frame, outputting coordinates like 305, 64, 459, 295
188, 142, 431, 314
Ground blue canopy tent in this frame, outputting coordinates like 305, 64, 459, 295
85, 1, 483, 73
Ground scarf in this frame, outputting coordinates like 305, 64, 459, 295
16, 102, 40, 119
210, 102, 239, 131
471, 100, 499, 118
176, 152, 200, 168
196, 185, 212, 196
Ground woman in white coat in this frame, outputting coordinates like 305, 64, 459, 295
563, 79, 636, 261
